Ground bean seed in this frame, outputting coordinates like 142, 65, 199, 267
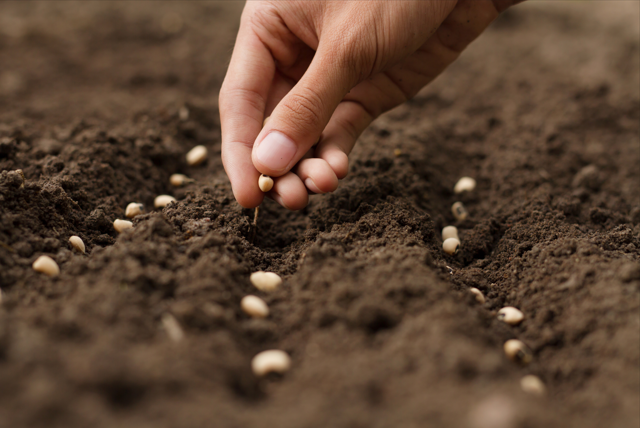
442, 225, 459, 241
161, 313, 184, 342
178, 106, 189, 121
251, 349, 291, 377
258, 174, 274, 192
394, 148, 402, 157
113, 219, 133, 233
454, 176, 476, 194
520, 375, 546, 396
170, 173, 192, 187
125, 202, 144, 219
186, 145, 207, 166
443, 237, 461, 255
470, 287, 485, 304
452, 201, 468, 221
154, 195, 177, 208
250, 271, 282, 292
497, 307, 524, 325
68, 236, 85, 254
32, 255, 60, 277
241, 295, 269, 318
503, 339, 532, 365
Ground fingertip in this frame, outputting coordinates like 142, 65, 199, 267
320, 149, 349, 179
271, 172, 309, 210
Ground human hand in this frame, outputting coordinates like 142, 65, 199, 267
220, 0, 523, 209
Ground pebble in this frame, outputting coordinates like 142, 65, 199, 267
470, 287, 485, 304
113, 219, 133, 233
241, 295, 269, 318
161, 313, 184, 342
503, 339, 532, 365
442, 225, 459, 241
125, 202, 144, 219
68, 236, 85, 254
186, 145, 208, 166
454, 176, 476, 194
251, 349, 291, 377
32, 255, 60, 277
443, 237, 461, 255
520, 375, 546, 396
452, 201, 468, 221
250, 271, 282, 292
170, 173, 192, 187
497, 307, 524, 325
154, 195, 177, 208
258, 174, 274, 192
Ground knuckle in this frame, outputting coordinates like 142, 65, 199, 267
283, 88, 324, 129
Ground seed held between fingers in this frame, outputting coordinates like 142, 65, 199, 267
32, 255, 60, 277
251, 349, 291, 377
154, 195, 177, 208
186, 145, 208, 166
125, 202, 144, 219
443, 237, 461, 255
452, 201, 468, 221
263, 116, 270, 128
258, 174, 274, 192
470, 287, 485, 304
497, 307, 524, 325
504, 339, 532, 365
520, 375, 546, 396
454, 177, 476, 194
250, 271, 282, 292
241, 295, 269, 318
442, 225, 459, 241
68, 236, 85, 254
113, 219, 133, 233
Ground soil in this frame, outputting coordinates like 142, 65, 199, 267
0, 2, 639, 428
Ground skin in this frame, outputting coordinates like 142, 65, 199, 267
220, 0, 525, 210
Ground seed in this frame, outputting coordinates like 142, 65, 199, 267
68, 236, 85, 254
32, 255, 60, 277
470, 287, 485, 304
251, 349, 291, 377
263, 116, 270, 128
258, 174, 274, 192
125, 202, 144, 219
454, 176, 476, 194
452, 201, 468, 221
161, 313, 184, 342
442, 225, 459, 241
241, 295, 269, 318
520, 375, 546, 396
394, 148, 402, 157
443, 237, 461, 255
503, 339, 532, 365
154, 195, 177, 208
250, 271, 282, 292
113, 219, 133, 233
170, 173, 192, 187
178, 105, 189, 121
186, 145, 208, 166
497, 307, 524, 325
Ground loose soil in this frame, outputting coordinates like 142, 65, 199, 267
0, 2, 638, 428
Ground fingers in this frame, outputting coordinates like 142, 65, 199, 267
294, 158, 339, 194
268, 171, 309, 211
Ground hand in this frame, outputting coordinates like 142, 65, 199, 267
220, 0, 523, 209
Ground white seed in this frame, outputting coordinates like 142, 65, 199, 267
186, 145, 208, 166
125, 202, 144, 219
263, 116, 270, 128
503, 339, 532, 365
154, 195, 177, 208
113, 219, 133, 233
497, 307, 524, 325
68, 236, 85, 254
161, 313, 184, 342
452, 201, 468, 221
251, 349, 291, 377
250, 271, 282, 292
470, 287, 485, 304
442, 225, 459, 241
178, 105, 189, 121
443, 237, 461, 255
241, 295, 269, 318
454, 176, 476, 194
520, 375, 546, 396
258, 174, 274, 192
32, 255, 60, 277
170, 173, 192, 187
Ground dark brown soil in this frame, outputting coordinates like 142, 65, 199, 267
0, 3, 638, 428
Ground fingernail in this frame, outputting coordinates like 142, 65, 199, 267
256, 131, 297, 171
304, 178, 322, 194
271, 193, 289, 209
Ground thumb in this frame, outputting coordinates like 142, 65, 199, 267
252, 47, 356, 176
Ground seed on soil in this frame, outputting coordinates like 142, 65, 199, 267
470, 288, 485, 304
170, 173, 192, 187
394, 148, 402, 157
68, 236, 85, 254
504, 339, 532, 365
454, 176, 476, 194
520, 375, 546, 396
258, 174, 274, 192
161, 313, 184, 342
250, 271, 282, 292
443, 237, 461, 255
442, 225, 459, 241
186, 145, 208, 166
241, 295, 269, 318
452, 202, 468, 221
497, 307, 524, 325
32, 255, 60, 277
251, 349, 291, 377
154, 195, 177, 208
263, 116, 270, 127
178, 105, 189, 121
113, 219, 133, 233
125, 202, 144, 219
